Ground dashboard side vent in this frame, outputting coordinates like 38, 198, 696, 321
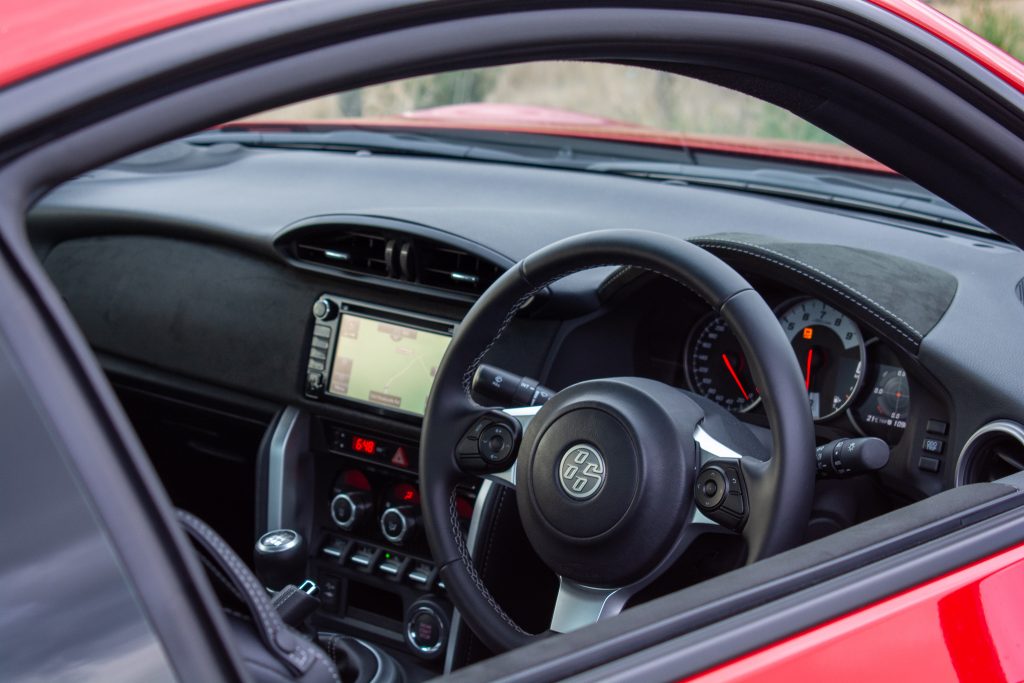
956, 420, 1024, 485
282, 222, 507, 299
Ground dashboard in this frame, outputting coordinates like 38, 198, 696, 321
27, 138, 1024, 675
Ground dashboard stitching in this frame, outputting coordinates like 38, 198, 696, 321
694, 239, 922, 344
449, 489, 527, 634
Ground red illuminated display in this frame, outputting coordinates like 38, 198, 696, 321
351, 436, 377, 454
392, 483, 420, 505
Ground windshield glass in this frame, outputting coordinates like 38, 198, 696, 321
225, 61, 985, 232
244, 62, 877, 164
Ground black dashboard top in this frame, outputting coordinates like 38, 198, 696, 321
28, 141, 1024, 498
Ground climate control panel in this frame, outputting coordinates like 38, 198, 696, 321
310, 418, 475, 667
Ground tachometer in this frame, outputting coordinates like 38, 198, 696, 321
685, 314, 760, 413
777, 298, 865, 421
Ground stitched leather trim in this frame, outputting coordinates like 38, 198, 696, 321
692, 237, 922, 346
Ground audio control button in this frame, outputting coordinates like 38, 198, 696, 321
312, 298, 338, 321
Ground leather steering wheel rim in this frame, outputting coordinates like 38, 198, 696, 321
421, 229, 815, 653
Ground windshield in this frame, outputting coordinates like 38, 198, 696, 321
220, 61, 984, 233
244, 62, 876, 163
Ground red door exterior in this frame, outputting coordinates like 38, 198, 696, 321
684, 543, 1024, 683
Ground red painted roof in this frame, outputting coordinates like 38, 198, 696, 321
867, 0, 1024, 93
0, 0, 1021, 94
0, 0, 267, 89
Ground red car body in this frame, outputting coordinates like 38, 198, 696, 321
4, 1, 1024, 681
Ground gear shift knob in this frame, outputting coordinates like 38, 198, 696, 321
254, 529, 306, 590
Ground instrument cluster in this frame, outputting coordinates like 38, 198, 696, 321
684, 296, 910, 445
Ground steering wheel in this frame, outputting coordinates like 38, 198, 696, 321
421, 230, 815, 653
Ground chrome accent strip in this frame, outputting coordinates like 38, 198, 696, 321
695, 423, 745, 463
267, 406, 303, 531
550, 579, 628, 634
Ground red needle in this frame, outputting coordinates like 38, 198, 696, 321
721, 353, 749, 400
804, 348, 814, 391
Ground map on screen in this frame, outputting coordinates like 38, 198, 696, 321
327, 313, 451, 415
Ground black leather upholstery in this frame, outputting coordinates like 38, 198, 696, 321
177, 510, 341, 683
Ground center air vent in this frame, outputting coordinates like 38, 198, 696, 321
279, 219, 508, 300
956, 420, 1024, 485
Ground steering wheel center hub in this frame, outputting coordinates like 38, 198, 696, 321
515, 378, 702, 586
557, 444, 606, 500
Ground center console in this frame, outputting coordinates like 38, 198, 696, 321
308, 418, 476, 668
265, 294, 474, 677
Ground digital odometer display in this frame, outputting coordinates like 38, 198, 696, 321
326, 313, 451, 415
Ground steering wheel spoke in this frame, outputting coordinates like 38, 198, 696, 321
421, 230, 815, 653
549, 577, 640, 633
692, 422, 757, 532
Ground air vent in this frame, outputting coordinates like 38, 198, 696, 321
294, 231, 390, 278
282, 222, 506, 298
956, 420, 1024, 485
418, 245, 504, 295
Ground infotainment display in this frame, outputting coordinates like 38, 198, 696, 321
326, 312, 451, 415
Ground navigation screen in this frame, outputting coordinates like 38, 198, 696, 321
326, 313, 451, 415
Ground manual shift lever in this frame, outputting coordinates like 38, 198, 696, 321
254, 528, 307, 590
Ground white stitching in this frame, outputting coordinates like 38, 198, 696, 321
179, 511, 279, 642
178, 511, 326, 676
449, 490, 527, 634
198, 553, 246, 604
693, 238, 923, 342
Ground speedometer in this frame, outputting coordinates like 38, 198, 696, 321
777, 298, 865, 421
685, 314, 760, 413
